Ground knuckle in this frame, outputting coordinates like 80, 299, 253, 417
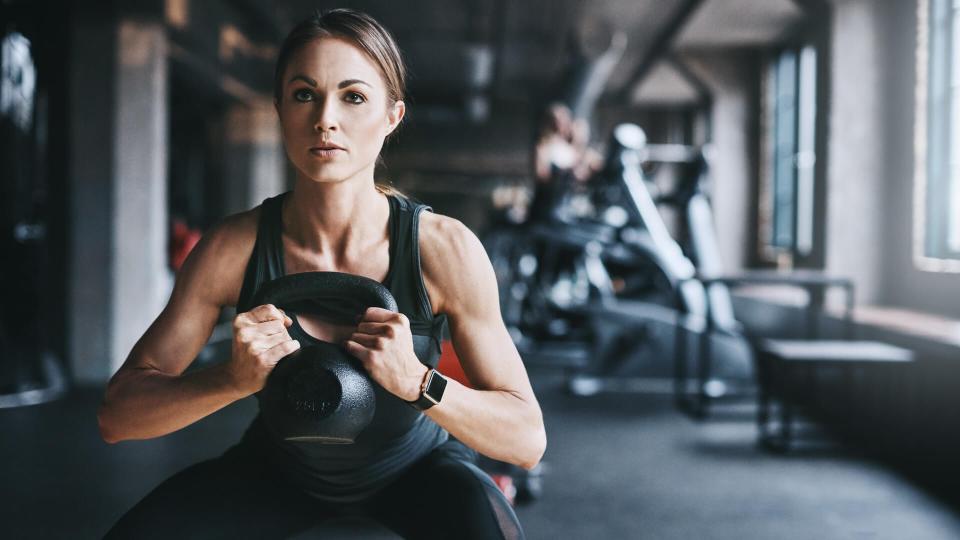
375, 337, 387, 350
236, 328, 252, 344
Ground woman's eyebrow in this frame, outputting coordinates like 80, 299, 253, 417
288, 74, 317, 86
286, 76, 370, 89
338, 79, 371, 89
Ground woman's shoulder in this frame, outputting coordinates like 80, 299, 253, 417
418, 212, 475, 254
175, 206, 262, 308
201, 207, 261, 261
417, 212, 491, 315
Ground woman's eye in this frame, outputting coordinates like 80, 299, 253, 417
344, 91, 366, 104
293, 89, 314, 102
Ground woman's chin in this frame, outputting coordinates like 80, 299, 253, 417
297, 165, 352, 185
296, 160, 376, 186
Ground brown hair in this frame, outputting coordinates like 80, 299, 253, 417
273, 8, 407, 106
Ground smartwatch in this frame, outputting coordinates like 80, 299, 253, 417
409, 368, 447, 411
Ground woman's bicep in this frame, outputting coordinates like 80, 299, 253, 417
125, 283, 222, 377
447, 307, 532, 397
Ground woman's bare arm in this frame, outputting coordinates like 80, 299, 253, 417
97, 211, 259, 443
419, 214, 547, 469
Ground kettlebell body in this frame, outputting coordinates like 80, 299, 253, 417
250, 272, 398, 444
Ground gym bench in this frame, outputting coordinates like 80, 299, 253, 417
755, 339, 913, 451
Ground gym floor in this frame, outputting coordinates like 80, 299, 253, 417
3, 371, 960, 540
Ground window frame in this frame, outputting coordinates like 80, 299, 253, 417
915, 0, 960, 271
758, 41, 819, 265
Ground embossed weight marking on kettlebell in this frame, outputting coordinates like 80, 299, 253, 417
286, 362, 342, 419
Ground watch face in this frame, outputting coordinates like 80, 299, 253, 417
424, 370, 448, 404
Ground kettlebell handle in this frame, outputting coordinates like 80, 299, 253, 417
250, 271, 398, 325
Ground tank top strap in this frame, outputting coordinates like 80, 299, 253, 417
236, 193, 287, 313
385, 195, 446, 338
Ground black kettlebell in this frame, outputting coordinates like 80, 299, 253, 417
250, 272, 398, 444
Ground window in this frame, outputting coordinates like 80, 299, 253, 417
760, 44, 818, 262
916, 0, 960, 270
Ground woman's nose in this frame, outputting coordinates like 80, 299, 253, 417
313, 98, 339, 132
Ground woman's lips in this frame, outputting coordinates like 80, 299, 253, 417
309, 147, 344, 159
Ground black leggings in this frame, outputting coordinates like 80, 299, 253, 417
103, 439, 524, 540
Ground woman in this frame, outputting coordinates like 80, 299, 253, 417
98, 9, 544, 539
529, 103, 602, 224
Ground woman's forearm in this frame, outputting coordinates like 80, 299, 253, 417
425, 380, 546, 469
97, 361, 248, 444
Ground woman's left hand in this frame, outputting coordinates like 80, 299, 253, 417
344, 308, 427, 402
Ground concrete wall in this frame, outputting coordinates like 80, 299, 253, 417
824, 0, 888, 306
683, 50, 760, 272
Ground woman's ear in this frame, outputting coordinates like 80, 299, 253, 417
386, 100, 405, 136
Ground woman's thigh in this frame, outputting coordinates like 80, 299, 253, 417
103, 443, 324, 540
368, 440, 525, 540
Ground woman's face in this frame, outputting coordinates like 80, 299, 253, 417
276, 37, 404, 185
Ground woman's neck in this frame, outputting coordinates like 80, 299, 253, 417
283, 172, 390, 264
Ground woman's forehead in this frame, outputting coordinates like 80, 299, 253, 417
284, 37, 385, 89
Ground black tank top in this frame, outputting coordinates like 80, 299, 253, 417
528, 165, 576, 224
235, 191, 449, 503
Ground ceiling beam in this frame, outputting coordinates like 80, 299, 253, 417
666, 52, 711, 105
616, 0, 705, 102
788, 0, 830, 15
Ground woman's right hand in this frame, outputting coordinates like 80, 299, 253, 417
227, 304, 301, 395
